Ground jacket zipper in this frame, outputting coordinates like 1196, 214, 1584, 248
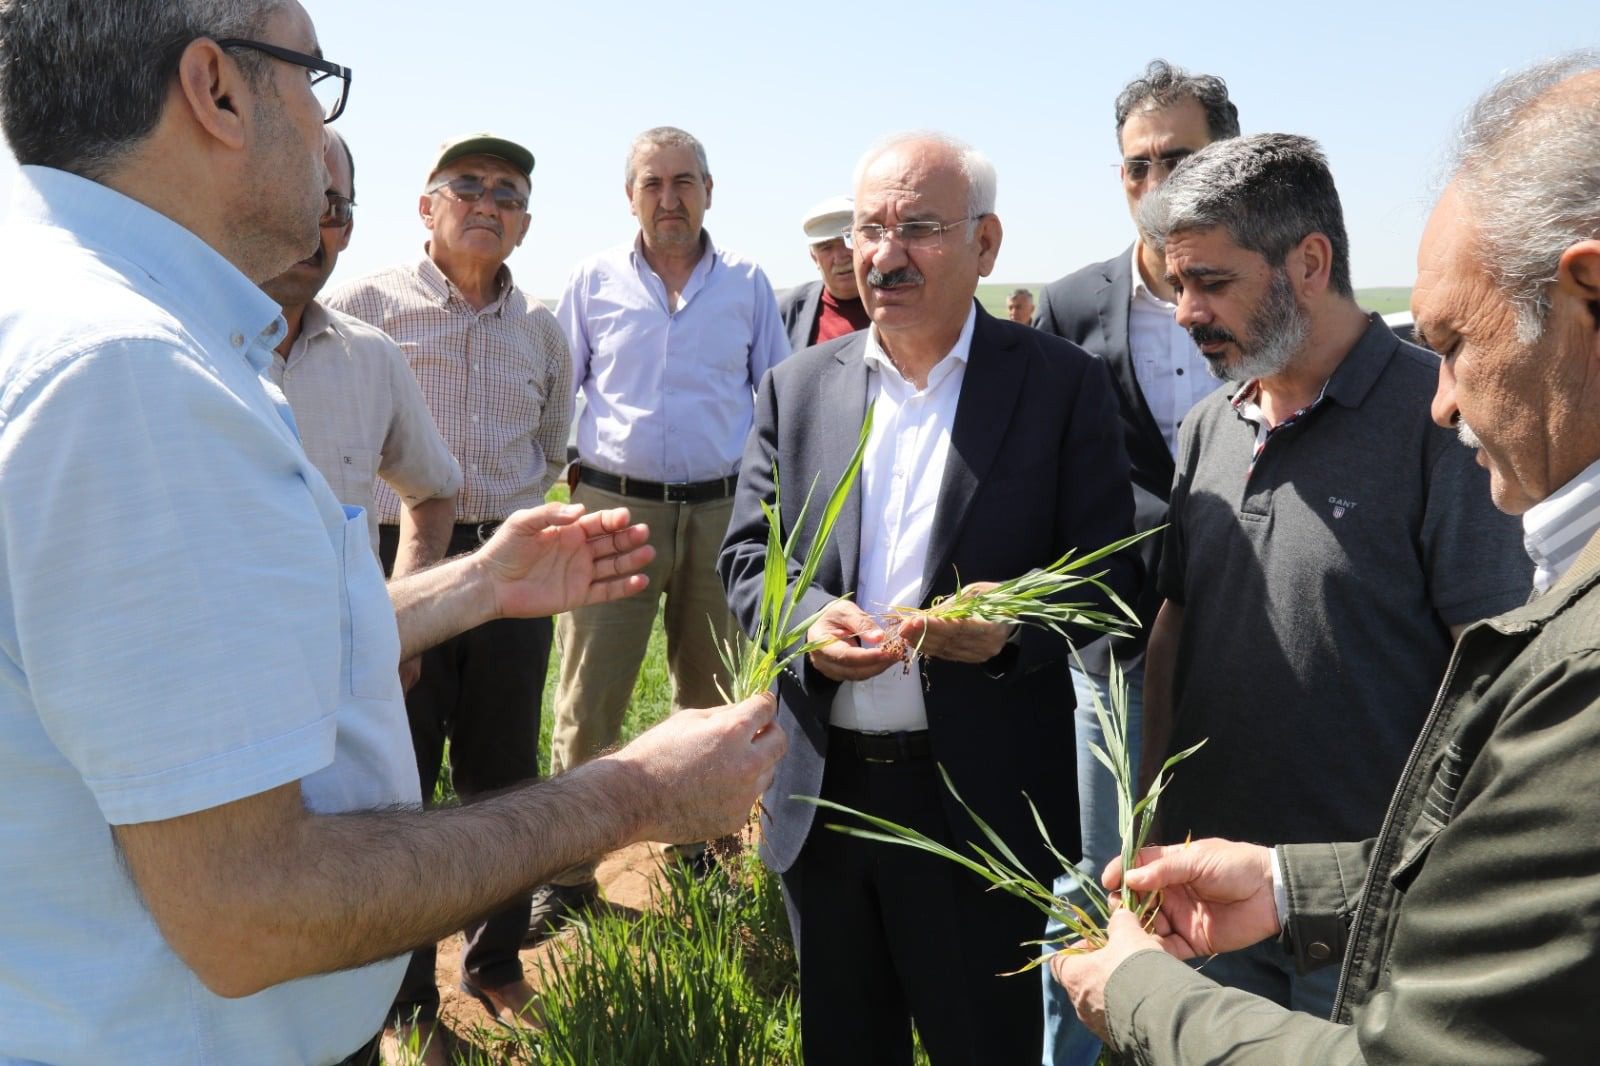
1329, 645, 1464, 1021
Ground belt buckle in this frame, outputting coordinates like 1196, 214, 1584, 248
476, 521, 498, 544
665, 482, 687, 503
857, 728, 897, 764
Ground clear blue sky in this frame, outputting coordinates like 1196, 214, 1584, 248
1, 2, 1591, 301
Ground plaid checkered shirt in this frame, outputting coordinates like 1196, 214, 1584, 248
326, 255, 573, 524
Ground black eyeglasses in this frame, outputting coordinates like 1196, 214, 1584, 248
427, 176, 529, 213
322, 192, 354, 228
215, 38, 352, 123
1118, 151, 1194, 183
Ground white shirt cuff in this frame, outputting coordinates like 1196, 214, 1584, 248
1270, 846, 1289, 928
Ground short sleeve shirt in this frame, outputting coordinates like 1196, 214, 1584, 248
0, 167, 419, 1064
1156, 317, 1532, 846
269, 301, 463, 552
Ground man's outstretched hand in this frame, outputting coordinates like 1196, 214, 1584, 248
477, 502, 655, 620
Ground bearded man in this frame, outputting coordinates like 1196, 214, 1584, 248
1134, 133, 1530, 1016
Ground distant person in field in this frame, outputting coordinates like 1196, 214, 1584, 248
720, 130, 1137, 1066
1006, 287, 1034, 323
539, 126, 790, 936
1134, 133, 1530, 1020
1053, 52, 1600, 1065
261, 129, 460, 584
0, 2, 783, 1064
778, 194, 870, 350
324, 131, 578, 1056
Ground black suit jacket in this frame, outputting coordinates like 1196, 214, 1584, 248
775, 281, 823, 352
1035, 246, 1182, 669
719, 303, 1137, 876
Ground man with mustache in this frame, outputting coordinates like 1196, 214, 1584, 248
262, 130, 460, 578
326, 132, 571, 1059
776, 195, 870, 350
720, 132, 1137, 1064
1133, 133, 1529, 1017
538, 127, 789, 928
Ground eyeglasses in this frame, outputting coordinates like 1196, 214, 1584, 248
214, 38, 352, 123
427, 176, 529, 214
1118, 151, 1193, 183
321, 192, 354, 228
844, 216, 979, 251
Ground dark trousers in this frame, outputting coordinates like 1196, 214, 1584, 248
781, 750, 1044, 1066
379, 524, 552, 1024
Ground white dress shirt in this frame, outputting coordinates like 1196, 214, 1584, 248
830, 306, 976, 733
1128, 244, 1219, 455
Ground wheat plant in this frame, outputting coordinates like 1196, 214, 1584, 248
805, 653, 1204, 965
881, 528, 1160, 665
714, 404, 874, 703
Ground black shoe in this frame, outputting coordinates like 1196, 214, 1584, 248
524, 880, 600, 947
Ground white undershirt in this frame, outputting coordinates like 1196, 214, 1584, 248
1128, 243, 1220, 455
829, 306, 976, 732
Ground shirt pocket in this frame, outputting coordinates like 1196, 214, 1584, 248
334, 446, 378, 502
340, 505, 401, 701
1388, 740, 1465, 893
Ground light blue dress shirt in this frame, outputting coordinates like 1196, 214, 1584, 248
557, 232, 789, 483
0, 167, 419, 1065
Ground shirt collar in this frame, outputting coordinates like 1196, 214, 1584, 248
1523, 455, 1600, 591
631, 229, 718, 304
862, 302, 977, 387
1227, 312, 1396, 413
1130, 241, 1176, 311
299, 299, 337, 340
12, 165, 284, 360
414, 249, 516, 313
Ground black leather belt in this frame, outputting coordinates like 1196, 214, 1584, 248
453, 520, 502, 545
829, 726, 932, 764
578, 466, 736, 503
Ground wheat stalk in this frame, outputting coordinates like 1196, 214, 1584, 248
803, 651, 1205, 970
713, 404, 875, 704
881, 528, 1160, 664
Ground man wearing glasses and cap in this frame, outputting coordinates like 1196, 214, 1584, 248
777, 194, 871, 351
261, 129, 461, 580
327, 131, 573, 1054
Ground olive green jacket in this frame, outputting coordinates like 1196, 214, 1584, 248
1103, 529, 1600, 1065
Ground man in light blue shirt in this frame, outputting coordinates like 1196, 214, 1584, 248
537, 126, 790, 928
0, 5, 785, 1064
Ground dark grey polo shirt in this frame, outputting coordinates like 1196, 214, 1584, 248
1156, 315, 1532, 846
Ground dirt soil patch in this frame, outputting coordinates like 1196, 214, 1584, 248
428, 841, 668, 1053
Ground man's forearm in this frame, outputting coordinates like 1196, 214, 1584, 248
389, 551, 496, 660
115, 757, 649, 998
1139, 600, 1183, 791
390, 495, 457, 578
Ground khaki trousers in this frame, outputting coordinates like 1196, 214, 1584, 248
549, 482, 737, 884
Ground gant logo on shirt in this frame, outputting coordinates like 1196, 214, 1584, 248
1329, 496, 1358, 519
